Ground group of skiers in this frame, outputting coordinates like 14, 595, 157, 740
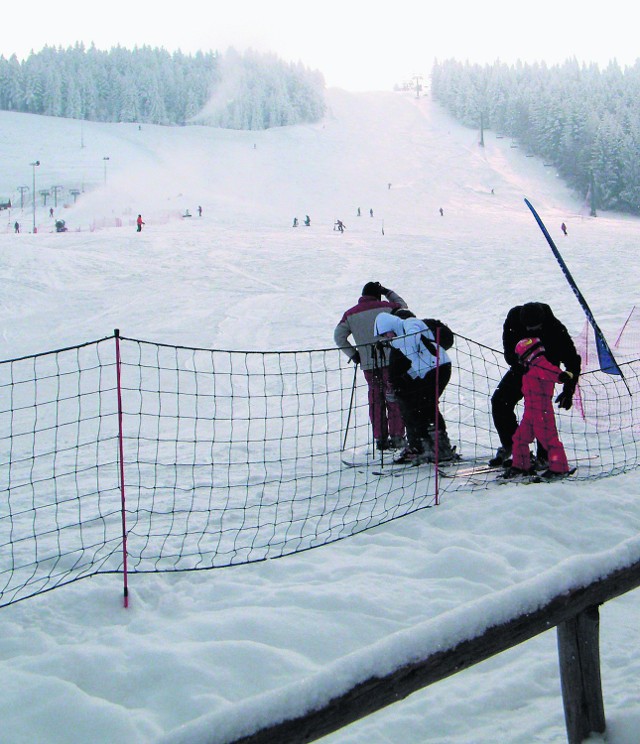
335, 283, 580, 480
293, 209, 376, 230
292, 215, 312, 227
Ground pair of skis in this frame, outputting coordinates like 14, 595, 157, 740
441, 460, 588, 485
343, 448, 590, 483
446, 465, 577, 485
371, 453, 470, 477
341, 446, 482, 477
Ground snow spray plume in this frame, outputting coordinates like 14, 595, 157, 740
190, 48, 246, 126
524, 197, 627, 385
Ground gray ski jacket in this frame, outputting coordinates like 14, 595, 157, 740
334, 289, 407, 370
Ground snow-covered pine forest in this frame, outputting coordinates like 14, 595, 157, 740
432, 58, 640, 215
0, 46, 326, 129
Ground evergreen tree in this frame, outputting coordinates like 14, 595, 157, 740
0, 45, 322, 131
431, 57, 640, 215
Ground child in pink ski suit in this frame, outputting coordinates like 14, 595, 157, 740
510, 337, 573, 476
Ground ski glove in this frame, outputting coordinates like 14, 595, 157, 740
555, 381, 576, 410
350, 351, 361, 365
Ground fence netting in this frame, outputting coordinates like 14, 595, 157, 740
1, 332, 639, 607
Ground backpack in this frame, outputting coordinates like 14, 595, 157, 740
422, 318, 454, 350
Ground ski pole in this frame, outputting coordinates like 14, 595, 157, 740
434, 327, 441, 505
374, 343, 386, 465
341, 363, 358, 452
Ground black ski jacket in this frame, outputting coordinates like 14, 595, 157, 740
502, 303, 581, 377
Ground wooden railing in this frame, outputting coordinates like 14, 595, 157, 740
219, 557, 640, 744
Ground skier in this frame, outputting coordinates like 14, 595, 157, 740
501, 337, 573, 479
198, 206, 203, 217
304, 215, 310, 226
335, 219, 345, 233
489, 302, 581, 468
334, 282, 407, 451
369, 209, 374, 218
14, 221, 19, 233
292, 217, 299, 227
561, 222, 568, 236
374, 311, 456, 463
357, 207, 361, 217
439, 207, 444, 216
136, 214, 145, 232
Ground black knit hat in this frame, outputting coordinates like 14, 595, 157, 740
520, 302, 545, 329
392, 308, 416, 319
362, 281, 382, 299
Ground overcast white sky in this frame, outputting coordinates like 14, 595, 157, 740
1, 0, 638, 90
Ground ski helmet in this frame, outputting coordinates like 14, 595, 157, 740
515, 337, 545, 365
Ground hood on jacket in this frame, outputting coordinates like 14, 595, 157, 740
375, 313, 449, 379
374, 312, 404, 338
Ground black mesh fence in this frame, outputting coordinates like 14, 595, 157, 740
0, 338, 121, 605
1, 332, 639, 607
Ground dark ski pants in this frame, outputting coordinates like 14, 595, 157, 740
491, 367, 525, 449
396, 363, 451, 451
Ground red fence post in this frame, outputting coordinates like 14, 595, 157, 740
434, 326, 440, 505
114, 329, 129, 608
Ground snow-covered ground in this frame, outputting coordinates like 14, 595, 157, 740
1, 89, 640, 744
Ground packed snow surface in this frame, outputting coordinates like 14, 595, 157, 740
1, 89, 640, 743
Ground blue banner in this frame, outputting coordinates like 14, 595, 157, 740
524, 198, 623, 376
